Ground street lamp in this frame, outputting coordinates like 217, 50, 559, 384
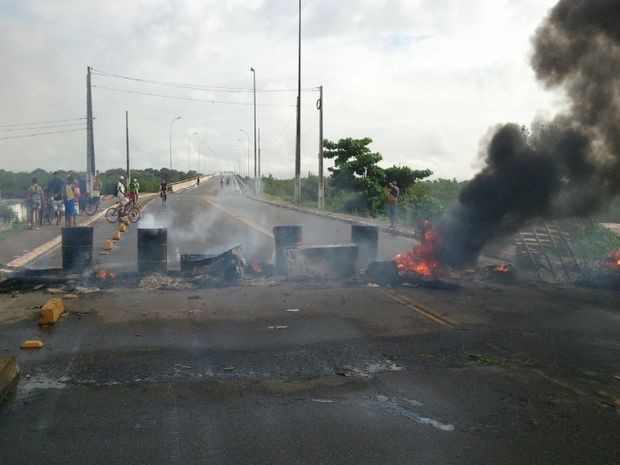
294, 0, 302, 205
198, 140, 207, 173
250, 67, 257, 194
169, 116, 182, 170
188, 132, 198, 172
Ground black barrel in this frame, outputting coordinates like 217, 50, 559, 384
62, 227, 94, 271
351, 225, 379, 266
273, 225, 303, 274
137, 228, 167, 273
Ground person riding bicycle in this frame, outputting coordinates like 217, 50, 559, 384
128, 178, 140, 205
117, 175, 130, 213
159, 179, 168, 205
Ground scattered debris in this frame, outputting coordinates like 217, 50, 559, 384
33, 284, 44, 290
139, 273, 192, 291
372, 395, 454, 432
46, 288, 64, 295
73, 286, 100, 294
285, 308, 300, 312
38, 298, 64, 325
311, 399, 335, 403
181, 246, 245, 287
366, 283, 379, 288
20, 340, 44, 349
63, 293, 78, 300
365, 260, 401, 285
268, 325, 288, 330
223, 367, 235, 372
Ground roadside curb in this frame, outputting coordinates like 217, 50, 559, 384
242, 192, 418, 240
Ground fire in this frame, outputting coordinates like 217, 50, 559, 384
393, 228, 441, 277
605, 249, 620, 270
96, 270, 117, 281
248, 260, 263, 273
495, 264, 511, 273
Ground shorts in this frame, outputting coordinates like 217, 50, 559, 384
64, 200, 75, 217
53, 199, 65, 213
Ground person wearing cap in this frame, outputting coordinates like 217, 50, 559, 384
117, 176, 129, 212
128, 178, 139, 205
387, 180, 399, 228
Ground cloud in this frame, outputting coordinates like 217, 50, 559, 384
0, 0, 559, 180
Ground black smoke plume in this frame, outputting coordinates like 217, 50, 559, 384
436, 0, 620, 267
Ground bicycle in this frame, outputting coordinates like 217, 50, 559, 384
105, 202, 140, 224
83, 194, 101, 215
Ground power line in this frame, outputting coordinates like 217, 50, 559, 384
0, 122, 88, 133
91, 68, 320, 94
0, 128, 87, 141
0, 117, 86, 129
92, 85, 296, 107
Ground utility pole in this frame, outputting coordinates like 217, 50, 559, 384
258, 127, 261, 193
294, 0, 302, 205
86, 66, 95, 194
251, 67, 257, 194
125, 111, 130, 191
317, 85, 324, 209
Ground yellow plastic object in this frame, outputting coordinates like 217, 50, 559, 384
112, 231, 122, 240
118, 223, 127, 233
38, 298, 64, 325
103, 240, 113, 251
123, 219, 130, 226
63, 294, 78, 300
20, 340, 44, 349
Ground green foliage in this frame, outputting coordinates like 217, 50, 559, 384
262, 174, 294, 202
384, 166, 432, 192
0, 168, 198, 198
564, 220, 620, 260
323, 137, 386, 214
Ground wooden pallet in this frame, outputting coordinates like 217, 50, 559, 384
515, 222, 582, 282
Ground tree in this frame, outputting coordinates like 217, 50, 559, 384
384, 166, 432, 192
323, 137, 386, 213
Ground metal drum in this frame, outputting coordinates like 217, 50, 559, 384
273, 225, 303, 274
137, 228, 167, 273
61, 227, 94, 271
351, 225, 379, 266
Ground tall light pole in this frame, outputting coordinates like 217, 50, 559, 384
250, 67, 257, 194
198, 140, 207, 173
188, 132, 198, 172
169, 116, 182, 170
294, 0, 302, 205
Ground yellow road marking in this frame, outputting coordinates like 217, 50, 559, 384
202, 197, 274, 238
379, 288, 456, 328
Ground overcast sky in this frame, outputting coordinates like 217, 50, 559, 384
0, 0, 563, 180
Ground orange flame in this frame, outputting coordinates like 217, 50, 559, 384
249, 261, 263, 273
393, 228, 441, 277
605, 249, 620, 270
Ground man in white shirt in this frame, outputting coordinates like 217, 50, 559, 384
117, 176, 129, 210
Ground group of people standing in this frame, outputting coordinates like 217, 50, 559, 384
25, 172, 104, 230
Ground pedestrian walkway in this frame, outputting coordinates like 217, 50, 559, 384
0, 197, 117, 266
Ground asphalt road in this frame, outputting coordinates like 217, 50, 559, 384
1, 176, 618, 464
